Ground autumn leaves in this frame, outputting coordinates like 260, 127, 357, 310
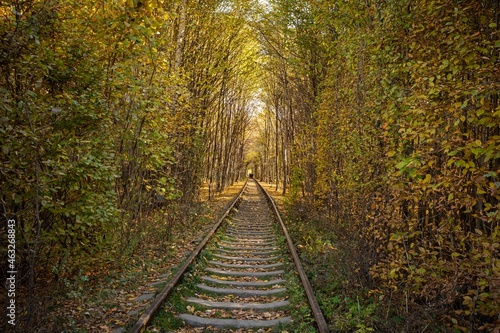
252, 0, 500, 331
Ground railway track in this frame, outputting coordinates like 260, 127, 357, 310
129, 179, 328, 333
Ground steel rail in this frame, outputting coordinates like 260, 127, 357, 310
254, 179, 330, 333
128, 180, 248, 333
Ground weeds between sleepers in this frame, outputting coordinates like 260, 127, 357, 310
146, 201, 320, 333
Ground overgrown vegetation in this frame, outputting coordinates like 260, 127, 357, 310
2, 0, 499, 331
1, 0, 257, 330
255, 0, 500, 331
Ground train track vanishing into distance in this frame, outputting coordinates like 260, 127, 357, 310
128, 179, 329, 333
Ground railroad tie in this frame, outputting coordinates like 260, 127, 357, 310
177, 181, 292, 329
129, 180, 328, 333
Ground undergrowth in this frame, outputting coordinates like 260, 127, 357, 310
281, 199, 449, 332
283, 211, 376, 332
273, 223, 318, 333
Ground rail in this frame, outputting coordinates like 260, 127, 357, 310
254, 179, 330, 333
128, 180, 248, 333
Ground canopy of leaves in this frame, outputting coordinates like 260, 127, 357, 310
1, 0, 258, 330
252, 0, 500, 331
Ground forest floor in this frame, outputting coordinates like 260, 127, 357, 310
24, 180, 394, 333
30, 180, 386, 333
36, 182, 246, 333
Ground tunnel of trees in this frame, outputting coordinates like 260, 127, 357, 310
1, 0, 499, 331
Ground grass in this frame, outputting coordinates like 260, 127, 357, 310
283, 212, 379, 332
146, 273, 198, 331
263, 186, 380, 332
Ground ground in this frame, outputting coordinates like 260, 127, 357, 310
36, 182, 247, 333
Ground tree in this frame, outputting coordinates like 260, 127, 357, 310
252, 0, 500, 330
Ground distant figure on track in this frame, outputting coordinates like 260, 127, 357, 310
249, 173, 253, 179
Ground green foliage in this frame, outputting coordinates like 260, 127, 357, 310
4, 0, 499, 331
284, 167, 304, 206
1, 0, 121, 277
255, 0, 500, 331
283, 211, 378, 332
1, 0, 256, 330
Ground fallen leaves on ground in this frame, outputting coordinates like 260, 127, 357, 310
193, 308, 289, 321
38, 183, 246, 333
